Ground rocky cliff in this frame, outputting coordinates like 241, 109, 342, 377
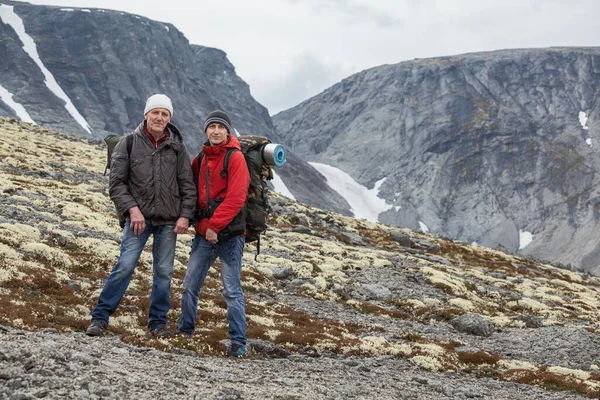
1, 118, 599, 399
0, 0, 352, 215
273, 47, 600, 275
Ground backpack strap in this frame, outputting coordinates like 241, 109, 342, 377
221, 148, 239, 179
195, 148, 238, 184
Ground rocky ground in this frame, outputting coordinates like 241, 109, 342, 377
1, 118, 600, 399
0, 325, 591, 400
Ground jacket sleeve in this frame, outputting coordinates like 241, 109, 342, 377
176, 146, 198, 220
108, 137, 138, 216
207, 151, 250, 233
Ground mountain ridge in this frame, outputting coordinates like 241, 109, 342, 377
0, 0, 354, 216
273, 46, 600, 275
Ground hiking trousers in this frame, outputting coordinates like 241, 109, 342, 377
177, 234, 246, 346
91, 221, 176, 331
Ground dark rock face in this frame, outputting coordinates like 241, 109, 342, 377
274, 47, 600, 274
0, 1, 352, 215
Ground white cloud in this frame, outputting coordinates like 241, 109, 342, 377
252, 53, 351, 115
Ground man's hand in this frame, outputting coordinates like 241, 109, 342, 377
173, 217, 189, 234
129, 206, 145, 235
205, 228, 218, 244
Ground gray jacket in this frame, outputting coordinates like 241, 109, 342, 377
109, 122, 197, 225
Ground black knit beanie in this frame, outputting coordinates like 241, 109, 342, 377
203, 110, 232, 134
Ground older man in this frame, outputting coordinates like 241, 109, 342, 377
86, 94, 197, 338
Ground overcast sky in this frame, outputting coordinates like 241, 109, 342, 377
19, 0, 600, 115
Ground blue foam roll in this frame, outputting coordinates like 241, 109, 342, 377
263, 143, 287, 167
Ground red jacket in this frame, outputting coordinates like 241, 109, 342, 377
191, 135, 250, 236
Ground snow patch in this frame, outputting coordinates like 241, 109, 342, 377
271, 171, 295, 200
0, 4, 92, 134
309, 162, 392, 222
59, 8, 74, 12
0, 83, 36, 124
418, 221, 429, 233
164, 25, 169, 32
81, 9, 91, 13
394, 206, 401, 211
519, 230, 533, 250
579, 111, 589, 130
586, 138, 593, 147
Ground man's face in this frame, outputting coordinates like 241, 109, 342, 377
145, 108, 171, 136
206, 123, 228, 145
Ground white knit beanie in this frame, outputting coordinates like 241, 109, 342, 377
144, 94, 173, 117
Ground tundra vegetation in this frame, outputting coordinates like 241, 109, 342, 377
0, 117, 599, 397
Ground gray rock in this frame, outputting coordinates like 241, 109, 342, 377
343, 359, 359, 367
451, 313, 494, 337
353, 283, 393, 301
511, 315, 544, 328
390, 232, 414, 248
111, 347, 129, 355
270, 266, 295, 280
415, 239, 441, 252
70, 352, 96, 365
290, 226, 311, 234
66, 280, 83, 291
338, 232, 367, 246
247, 339, 291, 358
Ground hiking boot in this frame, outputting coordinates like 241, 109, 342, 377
149, 327, 172, 338
175, 330, 193, 337
227, 343, 245, 358
85, 321, 106, 337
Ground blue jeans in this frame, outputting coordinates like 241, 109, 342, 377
91, 221, 177, 330
177, 234, 246, 346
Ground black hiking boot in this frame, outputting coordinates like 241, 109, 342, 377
85, 321, 106, 337
149, 326, 172, 338
227, 343, 245, 358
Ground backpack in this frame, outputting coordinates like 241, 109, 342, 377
103, 134, 134, 228
103, 134, 133, 176
194, 135, 284, 258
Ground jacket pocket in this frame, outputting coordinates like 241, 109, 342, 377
206, 199, 246, 241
